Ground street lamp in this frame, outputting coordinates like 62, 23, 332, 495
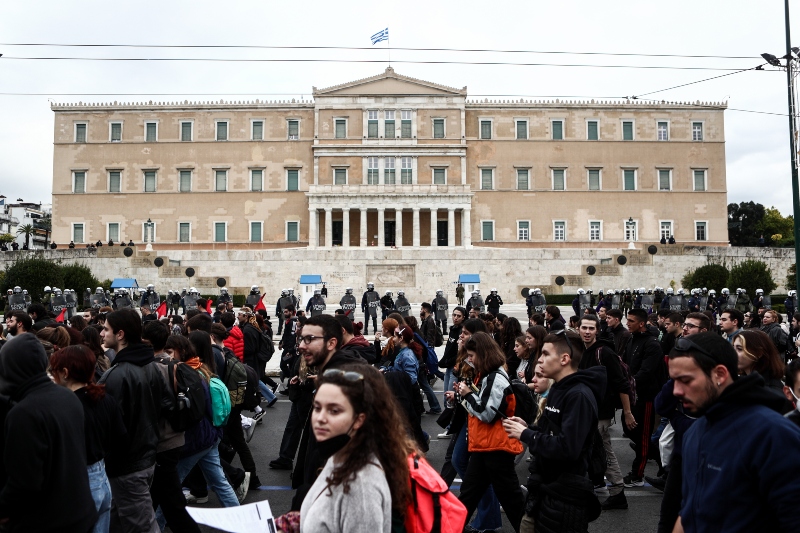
626, 217, 636, 249
144, 218, 154, 251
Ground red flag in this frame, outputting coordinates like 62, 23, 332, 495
254, 297, 266, 313
156, 300, 167, 318
55, 309, 66, 323
206, 299, 214, 314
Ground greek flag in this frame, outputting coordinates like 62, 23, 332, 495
371, 28, 389, 45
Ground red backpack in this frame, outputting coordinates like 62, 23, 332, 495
404, 453, 467, 533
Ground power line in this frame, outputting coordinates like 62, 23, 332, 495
0, 42, 758, 60
630, 65, 765, 98
0, 56, 753, 71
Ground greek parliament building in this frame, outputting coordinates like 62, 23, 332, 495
50, 67, 728, 251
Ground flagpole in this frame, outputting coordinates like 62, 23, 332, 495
388, 32, 391, 66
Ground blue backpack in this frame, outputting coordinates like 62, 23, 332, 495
414, 333, 439, 378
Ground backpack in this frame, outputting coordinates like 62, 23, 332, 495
433, 324, 444, 348
165, 359, 207, 431
492, 370, 536, 424
414, 332, 439, 378
586, 427, 608, 479
207, 375, 232, 427
404, 453, 467, 533
596, 346, 637, 407
258, 329, 275, 362
241, 363, 262, 410
221, 350, 247, 407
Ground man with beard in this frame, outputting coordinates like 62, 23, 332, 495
669, 333, 800, 533
4, 311, 32, 341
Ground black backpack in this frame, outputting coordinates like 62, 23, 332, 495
492, 370, 536, 424
586, 427, 608, 479
433, 324, 444, 348
165, 359, 207, 431
242, 363, 263, 410
258, 329, 275, 362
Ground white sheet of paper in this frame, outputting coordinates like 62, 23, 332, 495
185, 500, 277, 533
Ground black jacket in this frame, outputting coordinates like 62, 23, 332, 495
608, 323, 631, 357
241, 322, 262, 369
30, 317, 56, 332
579, 341, 631, 419
439, 323, 462, 369
522, 366, 606, 484
99, 343, 163, 477
0, 334, 96, 533
625, 329, 666, 402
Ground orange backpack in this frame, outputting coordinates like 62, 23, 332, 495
404, 453, 468, 533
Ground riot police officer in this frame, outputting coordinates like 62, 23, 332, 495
466, 290, 484, 314
140, 284, 160, 312
288, 288, 299, 310
484, 288, 503, 317
42, 286, 53, 312
361, 282, 380, 334
622, 289, 633, 316
735, 288, 752, 313
719, 288, 733, 312
306, 289, 327, 317
8, 286, 26, 313
394, 290, 411, 317
170, 290, 181, 316
83, 288, 92, 310
432, 289, 449, 331
340, 287, 357, 321
218, 287, 232, 306
380, 290, 394, 320
688, 289, 701, 312
50, 288, 67, 318
22, 289, 31, 309
530, 288, 547, 316
276, 289, 293, 334
64, 289, 77, 319
246, 285, 262, 309
183, 287, 200, 312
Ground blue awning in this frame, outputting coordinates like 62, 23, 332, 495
299, 275, 322, 284
110, 278, 139, 289
458, 274, 480, 283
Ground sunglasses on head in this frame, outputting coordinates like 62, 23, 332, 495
673, 336, 716, 361
553, 329, 575, 359
322, 368, 364, 382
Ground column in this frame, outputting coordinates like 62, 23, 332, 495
342, 208, 350, 248
395, 209, 403, 247
309, 208, 318, 248
462, 207, 472, 248
360, 209, 367, 247
448, 208, 455, 247
324, 208, 332, 248
412, 208, 420, 247
430, 208, 438, 247
377, 208, 385, 247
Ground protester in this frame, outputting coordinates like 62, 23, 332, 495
733, 330, 786, 391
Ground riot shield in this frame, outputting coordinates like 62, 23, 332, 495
310, 297, 326, 317
51, 295, 68, 314
146, 293, 161, 311
8, 294, 27, 312
611, 295, 620, 310
667, 296, 682, 312
579, 294, 592, 312
727, 295, 737, 309
24, 295, 31, 308
340, 295, 357, 319
90, 294, 106, 309
533, 295, 547, 314
245, 294, 261, 308
641, 294, 655, 311
434, 298, 448, 320
699, 296, 709, 310
762, 295, 772, 310
84, 290, 92, 309
366, 293, 380, 317
395, 296, 411, 317
184, 293, 199, 311
65, 292, 76, 318
680, 296, 688, 311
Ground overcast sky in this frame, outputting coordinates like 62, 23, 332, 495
1, 0, 798, 214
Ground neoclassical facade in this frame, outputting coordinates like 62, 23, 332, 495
51, 68, 729, 249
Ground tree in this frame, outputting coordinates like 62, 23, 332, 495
0, 257, 64, 303
15, 224, 36, 248
727, 260, 776, 297
61, 264, 100, 295
728, 202, 765, 246
757, 207, 794, 247
0, 234, 14, 244
682, 264, 730, 293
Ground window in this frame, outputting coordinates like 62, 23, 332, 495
250, 221, 262, 242
367, 110, 378, 138
367, 157, 380, 185
587, 120, 599, 141
659, 169, 671, 191
660, 221, 673, 241
384, 157, 396, 184
623, 169, 636, 191
107, 223, 120, 243
385, 111, 395, 139
433, 168, 446, 185
334, 168, 347, 185
214, 222, 226, 243
589, 221, 602, 241
335, 119, 347, 139
252, 120, 263, 141
553, 221, 566, 241
145, 122, 158, 142
179, 222, 191, 243
216, 121, 228, 141
110, 122, 122, 142
516, 120, 528, 140
400, 110, 412, 138
551, 120, 563, 140
480, 168, 493, 190
694, 170, 707, 191
657, 121, 669, 141
179, 170, 192, 192
552, 169, 565, 191
181, 121, 193, 141
481, 221, 494, 241
72, 223, 84, 243
480, 120, 492, 139
625, 220, 638, 241
109, 171, 121, 193
588, 169, 601, 191
692, 122, 704, 141
518, 221, 530, 241
695, 221, 707, 241
433, 118, 445, 138
73, 171, 86, 193
401, 157, 413, 184
251, 169, 263, 192
215, 170, 227, 192
287, 169, 299, 191
142, 221, 157, 243
286, 221, 299, 242
622, 121, 634, 141
75, 123, 87, 143
144, 171, 157, 192
517, 169, 529, 190
288, 120, 299, 140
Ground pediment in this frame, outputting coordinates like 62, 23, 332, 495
313, 67, 466, 97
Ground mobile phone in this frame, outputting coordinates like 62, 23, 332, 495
491, 406, 507, 419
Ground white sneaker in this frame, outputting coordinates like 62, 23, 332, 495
183, 489, 208, 504
437, 431, 452, 439
235, 472, 251, 503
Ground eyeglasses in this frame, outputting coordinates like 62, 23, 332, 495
682, 323, 701, 331
673, 336, 716, 361
322, 368, 364, 382
553, 329, 575, 360
299, 334, 327, 345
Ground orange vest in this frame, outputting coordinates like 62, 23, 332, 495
466, 376, 524, 455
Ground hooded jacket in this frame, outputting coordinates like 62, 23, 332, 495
0, 334, 97, 533
626, 328, 666, 402
98, 342, 162, 477
579, 341, 631, 420
438, 323, 462, 369
341, 335, 376, 364
521, 366, 606, 484
680, 373, 800, 533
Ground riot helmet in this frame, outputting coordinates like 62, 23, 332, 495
398, 290, 405, 296
722, 288, 730, 296
577, 288, 585, 295
346, 287, 353, 295
12, 286, 21, 294
756, 288, 763, 295
314, 289, 321, 295
367, 282, 374, 290
666, 288, 674, 295
436, 289, 443, 297
44, 286, 51, 292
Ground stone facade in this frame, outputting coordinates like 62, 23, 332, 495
51, 68, 728, 249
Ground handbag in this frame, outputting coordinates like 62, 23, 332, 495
659, 421, 675, 468
436, 406, 454, 428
